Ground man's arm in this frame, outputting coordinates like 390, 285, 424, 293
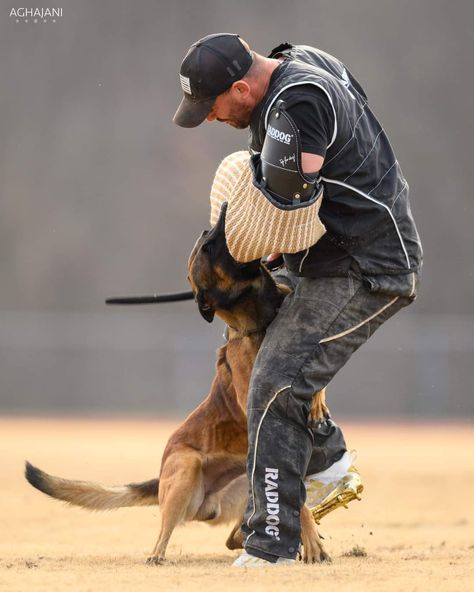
265, 89, 331, 260
301, 152, 324, 174
267, 153, 324, 261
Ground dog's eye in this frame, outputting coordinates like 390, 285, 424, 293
202, 240, 214, 254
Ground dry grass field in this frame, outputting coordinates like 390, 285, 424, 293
1, 417, 473, 592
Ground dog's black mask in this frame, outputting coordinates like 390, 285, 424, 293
203, 203, 260, 279
193, 202, 261, 323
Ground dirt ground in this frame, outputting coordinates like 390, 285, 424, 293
1, 417, 473, 592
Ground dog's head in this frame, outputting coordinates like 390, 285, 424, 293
187, 202, 261, 323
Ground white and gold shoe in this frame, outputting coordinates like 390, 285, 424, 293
305, 451, 363, 524
232, 552, 296, 568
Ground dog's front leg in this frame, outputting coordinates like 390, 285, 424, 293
299, 504, 331, 564
310, 388, 331, 422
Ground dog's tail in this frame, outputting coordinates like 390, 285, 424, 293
25, 461, 159, 511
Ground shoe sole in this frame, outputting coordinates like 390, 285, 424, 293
310, 472, 364, 524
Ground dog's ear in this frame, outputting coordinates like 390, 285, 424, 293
215, 202, 228, 234
196, 289, 215, 323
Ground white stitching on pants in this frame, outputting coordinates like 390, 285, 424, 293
319, 296, 399, 344
298, 248, 310, 274
409, 272, 416, 298
245, 385, 291, 548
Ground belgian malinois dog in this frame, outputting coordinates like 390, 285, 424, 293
25, 203, 329, 565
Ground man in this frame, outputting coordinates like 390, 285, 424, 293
173, 34, 422, 567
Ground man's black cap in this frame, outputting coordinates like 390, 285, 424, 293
173, 33, 253, 128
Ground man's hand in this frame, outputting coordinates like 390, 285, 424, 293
264, 252, 284, 271
266, 252, 282, 262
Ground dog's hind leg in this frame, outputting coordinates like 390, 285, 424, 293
203, 473, 247, 524
220, 479, 332, 561
224, 504, 332, 560
192, 473, 247, 549
225, 505, 332, 560
225, 519, 245, 550
211, 474, 247, 550
146, 451, 203, 565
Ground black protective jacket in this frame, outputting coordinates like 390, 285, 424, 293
249, 44, 423, 298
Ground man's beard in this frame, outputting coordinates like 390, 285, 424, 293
221, 118, 249, 129
218, 104, 253, 129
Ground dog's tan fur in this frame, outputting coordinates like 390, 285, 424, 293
25, 205, 330, 565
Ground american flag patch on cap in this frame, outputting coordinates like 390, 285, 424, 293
179, 74, 192, 95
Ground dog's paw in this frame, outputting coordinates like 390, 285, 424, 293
145, 555, 165, 566
302, 545, 332, 564
320, 549, 332, 563
225, 527, 244, 550
310, 390, 331, 423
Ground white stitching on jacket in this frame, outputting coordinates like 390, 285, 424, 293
265, 82, 338, 149
321, 176, 411, 269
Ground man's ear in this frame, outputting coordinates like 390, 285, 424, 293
232, 80, 251, 98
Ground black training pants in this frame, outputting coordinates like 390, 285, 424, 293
241, 269, 414, 561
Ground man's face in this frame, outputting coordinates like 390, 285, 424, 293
206, 85, 253, 129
